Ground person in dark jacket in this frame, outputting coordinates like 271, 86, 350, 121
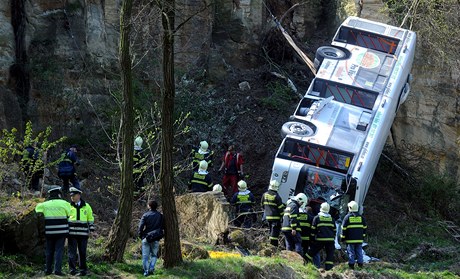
138, 200, 163, 276
230, 180, 255, 228
298, 205, 314, 257
341, 201, 367, 269
68, 187, 95, 276
57, 145, 80, 194
306, 202, 336, 271
261, 180, 285, 246
22, 143, 43, 192
281, 193, 308, 256
35, 187, 71, 276
188, 160, 213, 192
190, 140, 214, 171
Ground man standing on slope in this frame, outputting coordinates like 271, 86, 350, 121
35, 187, 71, 276
138, 200, 164, 276
281, 193, 308, 256
261, 180, 285, 246
68, 187, 95, 276
341, 201, 367, 269
218, 144, 244, 200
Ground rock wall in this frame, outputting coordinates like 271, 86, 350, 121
358, 0, 460, 181
0, 0, 458, 180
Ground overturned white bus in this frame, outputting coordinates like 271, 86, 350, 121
270, 16, 416, 217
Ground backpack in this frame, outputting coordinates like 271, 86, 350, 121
146, 228, 164, 243
145, 213, 164, 243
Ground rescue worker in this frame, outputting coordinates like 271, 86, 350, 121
190, 140, 214, 171
261, 180, 285, 246
341, 201, 367, 269
138, 200, 164, 276
306, 202, 336, 271
68, 187, 95, 276
35, 186, 71, 276
188, 160, 213, 192
57, 144, 81, 194
133, 136, 145, 191
218, 144, 244, 200
213, 184, 223, 192
281, 193, 308, 256
298, 205, 314, 257
230, 180, 255, 228
22, 143, 43, 192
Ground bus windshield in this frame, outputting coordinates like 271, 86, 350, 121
299, 168, 347, 209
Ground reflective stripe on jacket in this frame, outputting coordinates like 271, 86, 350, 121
35, 198, 71, 236
261, 190, 285, 221
231, 190, 255, 213
189, 171, 213, 192
311, 214, 336, 242
297, 211, 313, 241
340, 212, 367, 243
69, 199, 95, 237
281, 200, 300, 231
191, 147, 214, 168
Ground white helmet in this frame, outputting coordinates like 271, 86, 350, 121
200, 141, 209, 152
237, 180, 247, 191
134, 136, 143, 149
294, 193, 308, 206
213, 184, 222, 192
199, 160, 208, 171
320, 202, 330, 213
268, 180, 280, 191
348, 201, 359, 212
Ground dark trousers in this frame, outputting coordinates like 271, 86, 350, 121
45, 236, 66, 274
68, 237, 88, 273
307, 241, 335, 270
268, 221, 281, 246
283, 231, 303, 255
60, 174, 80, 193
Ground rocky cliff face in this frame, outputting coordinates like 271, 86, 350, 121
0, 0, 458, 180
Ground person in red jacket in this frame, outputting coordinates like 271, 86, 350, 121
218, 144, 244, 200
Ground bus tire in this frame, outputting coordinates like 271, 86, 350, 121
281, 121, 316, 137
314, 46, 348, 70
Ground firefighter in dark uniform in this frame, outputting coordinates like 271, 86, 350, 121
298, 205, 314, 258
261, 180, 285, 246
281, 193, 308, 256
230, 180, 255, 228
341, 200, 367, 269
306, 202, 336, 271
190, 141, 214, 171
188, 160, 213, 192
68, 187, 95, 276
35, 186, 71, 276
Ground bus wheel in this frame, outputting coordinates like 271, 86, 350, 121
314, 46, 348, 70
281, 121, 316, 137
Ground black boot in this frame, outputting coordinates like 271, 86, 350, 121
348, 263, 355, 269
358, 263, 363, 268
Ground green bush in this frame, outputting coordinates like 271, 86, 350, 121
261, 81, 297, 112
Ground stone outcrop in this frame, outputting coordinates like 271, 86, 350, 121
0, 0, 457, 180
176, 191, 230, 244
0, 197, 45, 258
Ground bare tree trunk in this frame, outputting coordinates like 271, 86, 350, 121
160, 0, 183, 268
104, 0, 135, 263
